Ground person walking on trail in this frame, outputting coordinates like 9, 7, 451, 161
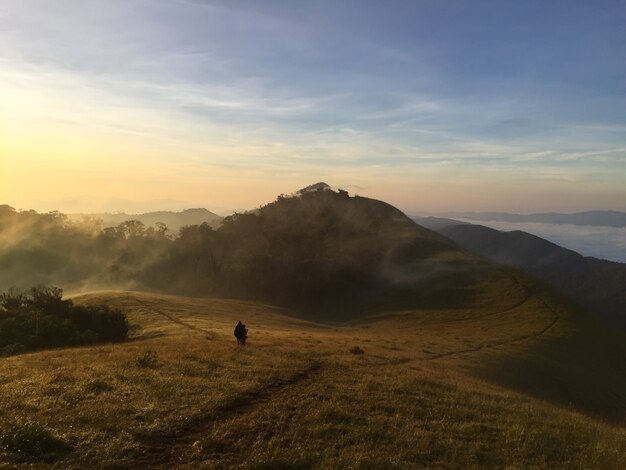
234, 320, 248, 345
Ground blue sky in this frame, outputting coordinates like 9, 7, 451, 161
1, 0, 625, 213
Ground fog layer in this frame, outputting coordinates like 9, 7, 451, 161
458, 220, 626, 263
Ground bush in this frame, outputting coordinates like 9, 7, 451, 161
135, 350, 159, 368
84, 379, 114, 394
0, 286, 129, 355
1, 343, 26, 356
67, 304, 129, 343
0, 419, 71, 459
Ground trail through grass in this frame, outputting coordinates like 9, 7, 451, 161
1, 281, 625, 468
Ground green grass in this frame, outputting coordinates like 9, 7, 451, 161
0, 277, 624, 468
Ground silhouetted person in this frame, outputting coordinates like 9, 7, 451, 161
234, 320, 248, 345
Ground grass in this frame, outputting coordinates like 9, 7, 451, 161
0, 274, 624, 468
135, 350, 159, 369
0, 419, 71, 461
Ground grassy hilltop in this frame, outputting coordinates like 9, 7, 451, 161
0, 278, 625, 469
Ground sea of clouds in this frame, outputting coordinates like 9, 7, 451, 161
460, 220, 626, 264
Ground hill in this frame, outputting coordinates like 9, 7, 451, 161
144, 186, 515, 318
412, 215, 469, 231
4, 187, 622, 324
67, 208, 222, 233
2, 188, 626, 467
0, 287, 624, 468
2, 189, 495, 315
435, 223, 626, 327
3, 189, 624, 327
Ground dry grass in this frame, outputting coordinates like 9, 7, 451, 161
0, 276, 625, 468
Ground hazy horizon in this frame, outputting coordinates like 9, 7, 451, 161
4, 189, 626, 217
2, 1, 625, 215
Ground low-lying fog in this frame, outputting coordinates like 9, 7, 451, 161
458, 220, 626, 263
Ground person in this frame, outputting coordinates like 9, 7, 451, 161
234, 320, 248, 345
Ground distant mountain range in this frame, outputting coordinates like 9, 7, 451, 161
437, 210, 626, 227
415, 216, 626, 327
67, 208, 222, 233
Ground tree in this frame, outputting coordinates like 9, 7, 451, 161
0, 287, 27, 313
118, 220, 146, 239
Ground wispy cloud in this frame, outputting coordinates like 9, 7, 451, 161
1, 0, 625, 212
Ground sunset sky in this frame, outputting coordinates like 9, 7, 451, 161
1, 0, 625, 214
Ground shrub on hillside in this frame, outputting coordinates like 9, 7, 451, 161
135, 350, 159, 368
0, 286, 128, 355
0, 419, 72, 459
349, 346, 365, 355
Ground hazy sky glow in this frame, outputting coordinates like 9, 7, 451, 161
1, 0, 625, 213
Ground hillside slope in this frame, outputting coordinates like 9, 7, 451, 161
0, 287, 624, 468
437, 223, 626, 327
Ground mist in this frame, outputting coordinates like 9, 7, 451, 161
456, 219, 626, 263
0, 205, 171, 294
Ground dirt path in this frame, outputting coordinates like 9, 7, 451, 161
501, 276, 532, 313
133, 362, 323, 468
424, 292, 560, 361
132, 297, 215, 338
126, 282, 560, 467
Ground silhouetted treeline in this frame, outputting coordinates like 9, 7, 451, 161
0, 286, 128, 355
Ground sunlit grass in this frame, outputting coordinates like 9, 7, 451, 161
0, 282, 624, 468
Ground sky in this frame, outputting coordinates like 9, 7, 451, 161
1, 0, 625, 214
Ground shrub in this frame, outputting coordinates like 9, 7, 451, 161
1, 343, 26, 356
84, 379, 114, 394
0, 286, 129, 355
0, 419, 71, 459
135, 350, 159, 368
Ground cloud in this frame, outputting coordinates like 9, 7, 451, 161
1, 0, 625, 213
460, 220, 626, 263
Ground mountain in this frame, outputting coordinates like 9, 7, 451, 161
67, 208, 222, 233
432, 222, 626, 327
296, 181, 333, 194
143, 185, 522, 318
412, 215, 469, 231
440, 210, 626, 227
